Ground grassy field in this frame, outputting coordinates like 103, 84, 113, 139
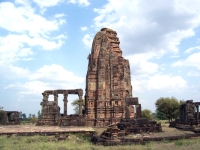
0, 121, 200, 150
1, 134, 200, 150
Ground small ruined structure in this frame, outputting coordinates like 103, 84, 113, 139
117, 118, 162, 133
92, 119, 162, 145
0, 111, 20, 125
169, 100, 200, 129
85, 28, 141, 126
37, 89, 85, 126
100, 118, 162, 138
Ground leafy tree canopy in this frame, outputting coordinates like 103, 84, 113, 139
142, 109, 154, 120
155, 97, 185, 122
156, 110, 167, 120
71, 99, 85, 114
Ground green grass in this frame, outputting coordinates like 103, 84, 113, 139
1, 134, 200, 150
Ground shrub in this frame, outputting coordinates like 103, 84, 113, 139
30, 116, 38, 124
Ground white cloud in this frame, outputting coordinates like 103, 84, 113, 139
0, 64, 31, 79
131, 79, 146, 93
172, 52, 200, 70
29, 64, 84, 84
54, 13, 66, 18
68, 0, 90, 7
126, 51, 165, 76
131, 73, 187, 93
0, 34, 63, 66
129, 57, 158, 76
17, 48, 34, 57
187, 70, 200, 76
33, 0, 63, 8
0, 2, 66, 37
147, 74, 187, 91
54, 34, 67, 40
82, 34, 93, 49
80, 26, 88, 31
93, 0, 200, 55
0, 2, 66, 66
4, 64, 85, 97
0, 34, 30, 65
184, 46, 200, 53
9, 65, 31, 78
170, 55, 180, 58
4, 81, 50, 95
15, 0, 30, 6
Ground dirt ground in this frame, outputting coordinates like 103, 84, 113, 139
0, 123, 195, 138
0, 125, 95, 134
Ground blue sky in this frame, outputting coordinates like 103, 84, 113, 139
1, 0, 200, 116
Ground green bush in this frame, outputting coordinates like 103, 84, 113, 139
30, 116, 38, 124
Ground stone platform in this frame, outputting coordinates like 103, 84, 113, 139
0, 125, 95, 136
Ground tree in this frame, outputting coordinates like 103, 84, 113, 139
28, 114, 32, 119
22, 113, 26, 120
19, 111, 23, 120
0, 106, 4, 115
30, 116, 38, 124
156, 110, 167, 120
71, 99, 85, 114
37, 110, 41, 119
155, 97, 183, 122
142, 109, 154, 120
0, 106, 3, 119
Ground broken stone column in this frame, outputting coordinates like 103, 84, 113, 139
54, 91, 58, 105
63, 93, 68, 116
78, 90, 83, 116
136, 104, 141, 118
79, 95, 83, 116
42, 92, 49, 101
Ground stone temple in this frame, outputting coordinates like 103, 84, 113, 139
85, 28, 141, 126
37, 28, 141, 127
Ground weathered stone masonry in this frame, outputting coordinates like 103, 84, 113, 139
85, 28, 140, 126
37, 28, 141, 127
37, 89, 84, 126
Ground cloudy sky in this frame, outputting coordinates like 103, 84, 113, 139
1, 0, 200, 116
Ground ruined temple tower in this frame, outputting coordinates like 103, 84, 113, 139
85, 28, 138, 126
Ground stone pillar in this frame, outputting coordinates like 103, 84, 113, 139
63, 92, 68, 116
125, 105, 130, 119
197, 105, 199, 122
79, 95, 83, 116
54, 91, 58, 105
42, 92, 49, 101
78, 89, 83, 116
136, 104, 141, 118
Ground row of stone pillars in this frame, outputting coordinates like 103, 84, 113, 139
42, 91, 83, 116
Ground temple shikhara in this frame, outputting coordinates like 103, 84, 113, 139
85, 28, 140, 126
37, 28, 141, 126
